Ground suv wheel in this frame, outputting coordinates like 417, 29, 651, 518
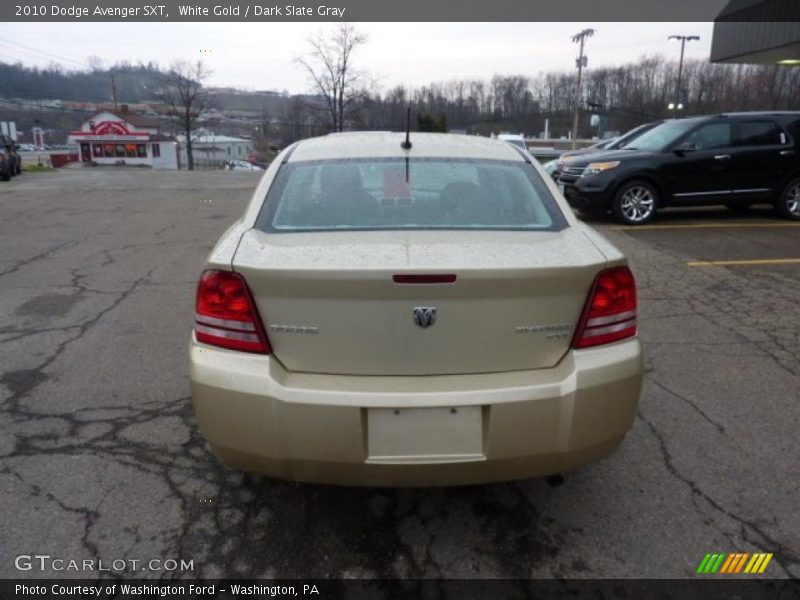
612, 180, 658, 225
777, 177, 800, 220
1, 167, 10, 182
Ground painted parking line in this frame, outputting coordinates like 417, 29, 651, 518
688, 258, 800, 267
612, 222, 800, 231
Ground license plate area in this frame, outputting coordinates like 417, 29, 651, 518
366, 406, 485, 464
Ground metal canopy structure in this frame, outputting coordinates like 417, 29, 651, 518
711, 0, 800, 64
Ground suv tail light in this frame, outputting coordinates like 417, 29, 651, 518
194, 270, 271, 354
572, 266, 637, 349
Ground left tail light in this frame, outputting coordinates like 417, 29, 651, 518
194, 270, 271, 354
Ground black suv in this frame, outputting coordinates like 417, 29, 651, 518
0, 135, 22, 181
558, 112, 800, 224
551, 120, 662, 180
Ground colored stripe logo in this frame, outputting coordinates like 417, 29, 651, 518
696, 553, 773, 574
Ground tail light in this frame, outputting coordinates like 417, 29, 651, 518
194, 270, 271, 354
572, 266, 637, 349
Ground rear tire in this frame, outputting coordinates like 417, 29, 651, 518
776, 177, 800, 220
1, 167, 10, 182
611, 180, 659, 225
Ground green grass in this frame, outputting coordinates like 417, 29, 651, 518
22, 164, 57, 173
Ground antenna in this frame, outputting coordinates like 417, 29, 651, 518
401, 106, 412, 150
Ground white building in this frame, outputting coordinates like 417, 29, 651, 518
68, 108, 178, 169
177, 132, 253, 168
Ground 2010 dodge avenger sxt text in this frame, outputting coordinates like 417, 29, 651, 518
188, 132, 644, 486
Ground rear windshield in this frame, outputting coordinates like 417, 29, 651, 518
256, 157, 567, 232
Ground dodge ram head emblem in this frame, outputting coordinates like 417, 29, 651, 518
413, 307, 437, 329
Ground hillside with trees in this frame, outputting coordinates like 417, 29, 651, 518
2, 49, 800, 148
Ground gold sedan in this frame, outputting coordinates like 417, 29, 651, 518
189, 132, 643, 486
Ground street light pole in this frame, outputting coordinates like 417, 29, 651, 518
668, 35, 699, 118
571, 28, 595, 149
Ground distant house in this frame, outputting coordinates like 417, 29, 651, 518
67, 106, 178, 169
176, 132, 254, 168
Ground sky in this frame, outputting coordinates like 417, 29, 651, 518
0, 22, 714, 94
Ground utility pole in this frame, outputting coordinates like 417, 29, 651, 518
668, 35, 699, 118
571, 28, 595, 149
110, 73, 118, 110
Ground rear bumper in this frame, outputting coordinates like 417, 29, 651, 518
189, 336, 643, 486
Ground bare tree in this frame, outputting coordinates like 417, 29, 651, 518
295, 24, 370, 132
160, 60, 212, 170
86, 55, 104, 72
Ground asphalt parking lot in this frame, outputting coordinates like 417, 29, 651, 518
1, 169, 798, 580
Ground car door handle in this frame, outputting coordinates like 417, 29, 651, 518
780, 150, 795, 156
714, 154, 731, 160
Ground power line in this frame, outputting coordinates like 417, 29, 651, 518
0, 36, 94, 70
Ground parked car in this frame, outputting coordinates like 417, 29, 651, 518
226, 160, 263, 171
558, 112, 800, 224
542, 158, 558, 175
551, 121, 662, 180
0, 135, 22, 180
497, 133, 527, 149
189, 132, 643, 486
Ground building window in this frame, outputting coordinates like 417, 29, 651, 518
125, 144, 137, 158
115, 144, 126, 157
92, 144, 102, 157
137, 144, 147, 158
103, 144, 114, 157
227, 147, 231, 156
152, 143, 161, 157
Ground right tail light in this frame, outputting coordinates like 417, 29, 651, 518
572, 266, 637, 349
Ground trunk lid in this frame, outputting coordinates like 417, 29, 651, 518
233, 228, 607, 375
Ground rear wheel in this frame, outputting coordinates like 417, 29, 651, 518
612, 180, 658, 225
776, 177, 800, 220
1, 167, 10, 182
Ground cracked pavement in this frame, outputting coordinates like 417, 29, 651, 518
0, 170, 798, 580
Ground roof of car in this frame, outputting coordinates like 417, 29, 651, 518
288, 132, 526, 162
717, 111, 800, 117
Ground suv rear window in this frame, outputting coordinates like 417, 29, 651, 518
735, 121, 784, 146
256, 158, 567, 232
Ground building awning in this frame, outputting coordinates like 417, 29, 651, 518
711, 1, 800, 64
70, 133, 150, 140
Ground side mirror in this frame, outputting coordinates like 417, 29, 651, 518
674, 142, 697, 156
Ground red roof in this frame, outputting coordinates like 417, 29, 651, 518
110, 111, 162, 129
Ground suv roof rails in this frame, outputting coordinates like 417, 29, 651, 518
716, 111, 800, 117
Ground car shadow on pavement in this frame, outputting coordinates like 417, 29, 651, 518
575, 204, 779, 225
182, 432, 571, 579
